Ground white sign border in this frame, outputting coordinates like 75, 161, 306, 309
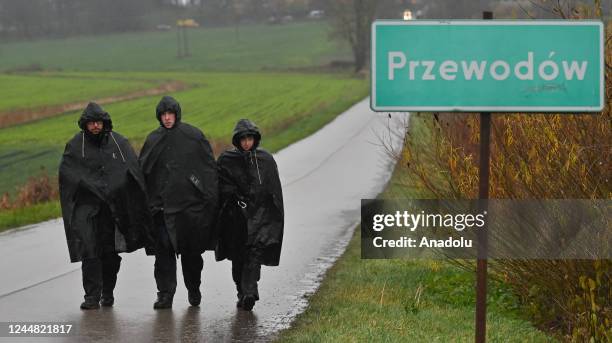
370, 20, 605, 113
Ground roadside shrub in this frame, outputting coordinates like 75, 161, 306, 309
394, 3, 610, 341
0, 168, 58, 210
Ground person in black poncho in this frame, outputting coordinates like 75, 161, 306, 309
139, 96, 218, 309
59, 102, 154, 310
216, 119, 284, 311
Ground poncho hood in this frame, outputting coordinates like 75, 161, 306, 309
155, 96, 182, 126
232, 119, 261, 150
78, 102, 113, 132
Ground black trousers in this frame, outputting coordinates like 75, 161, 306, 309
154, 214, 203, 296
82, 253, 121, 301
80, 203, 121, 301
231, 248, 261, 301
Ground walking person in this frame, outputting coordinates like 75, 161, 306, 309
59, 102, 154, 310
216, 119, 284, 311
139, 96, 218, 309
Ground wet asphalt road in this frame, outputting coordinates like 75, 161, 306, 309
0, 99, 407, 342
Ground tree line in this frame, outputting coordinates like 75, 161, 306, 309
0, 0, 330, 40
0, 0, 155, 39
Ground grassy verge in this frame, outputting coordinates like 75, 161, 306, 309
275, 115, 555, 342
276, 232, 555, 342
0, 201, 61, 232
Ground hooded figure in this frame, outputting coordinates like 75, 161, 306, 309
139, 96, 218, 309
216, 119, 284, 311
59, 102, 153, 310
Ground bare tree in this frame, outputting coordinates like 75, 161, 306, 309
328, 0, 379, 72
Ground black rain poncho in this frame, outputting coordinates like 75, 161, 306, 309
215, 119, 284, 266
139, 96, 219, 254
59, 102, 154, 263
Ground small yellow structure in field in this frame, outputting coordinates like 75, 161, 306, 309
177, 19, 199, 28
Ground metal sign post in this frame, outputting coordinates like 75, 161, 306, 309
475, 13, 492, 343
176, 24, 183, 58
183, 25, 190, 57
476, 110, 490, 342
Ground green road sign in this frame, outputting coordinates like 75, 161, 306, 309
371, 20, 604, 112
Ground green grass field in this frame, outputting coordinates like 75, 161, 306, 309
0, 74, 156, 113
0, 20, 362, 230
0, 21, 350, 72
275, 115, 555, 342
0, 71, 368, 230
0, 72, 366, 147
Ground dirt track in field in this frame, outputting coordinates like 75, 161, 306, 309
0, 80, 189, 129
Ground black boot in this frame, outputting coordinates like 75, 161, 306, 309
101, 253, 121, 308
181, 253, 203, 307
80, 296, 100, 310
81, 259, 102, 310
236, 293, 244, 308
188, 289, 201, 307
100, 293, 114, 307
153, 292, 173, 309
241, 295, 256, 311
239, 255, 260, 312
